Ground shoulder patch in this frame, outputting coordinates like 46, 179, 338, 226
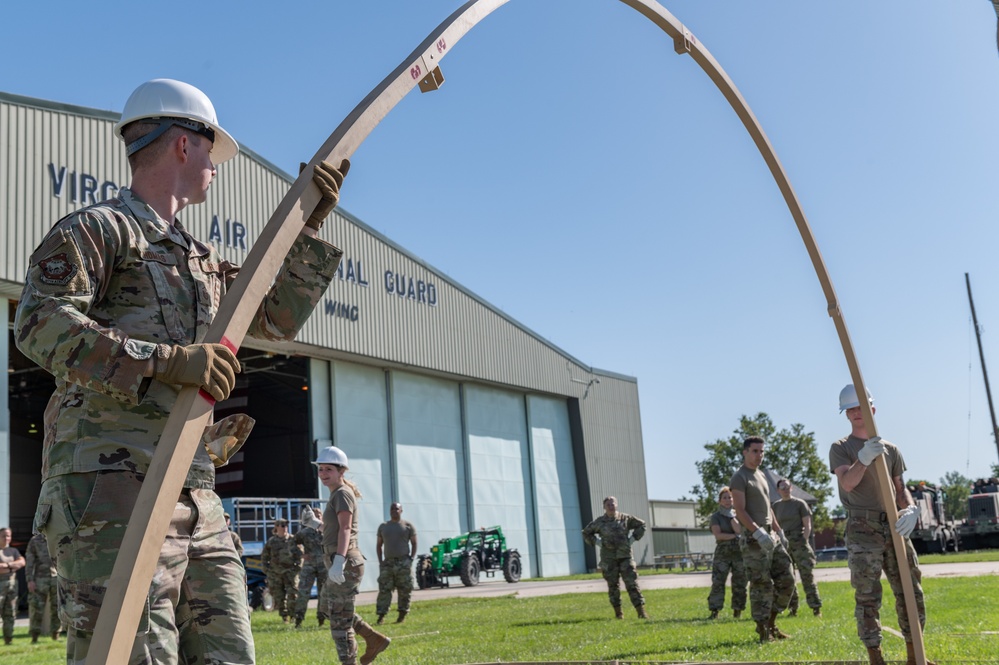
28, 227, 90, 295
38, 253, 80, 285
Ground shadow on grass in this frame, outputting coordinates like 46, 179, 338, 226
510, 616, 610, 628
602, 638, 751, 662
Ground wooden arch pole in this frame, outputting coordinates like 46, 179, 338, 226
87, 1, 925, 663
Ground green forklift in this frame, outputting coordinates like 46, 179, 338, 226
416, 525, 522, 588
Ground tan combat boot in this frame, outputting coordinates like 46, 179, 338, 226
355, 619, 391, 665
708, 609, 719, 620
636, 604, 650, 619
768, 611, 790, 640
905, 641, 937, 665
613, 605, 623, 619
866, 645, 886, 665
755, 620, 773, 643
396, 610, 407, 624
375, 614, 385, 625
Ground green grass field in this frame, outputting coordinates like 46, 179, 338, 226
5, 575, 997, 664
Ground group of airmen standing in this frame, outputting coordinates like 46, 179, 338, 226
581, 384, 932, 665
705, 384, 932, 665
0, 527, 67, 646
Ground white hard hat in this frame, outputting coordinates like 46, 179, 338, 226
839, 384, 874, 412
113, 79, 238, 164
313, 446, 349, 468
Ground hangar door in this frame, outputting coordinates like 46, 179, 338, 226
465, 385, 538, 579
391, 371, 467, 551
527, 395, 585, 577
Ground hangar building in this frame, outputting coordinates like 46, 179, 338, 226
0, 91, 650, 589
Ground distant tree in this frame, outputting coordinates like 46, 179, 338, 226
992, 463, 999, 479
833, 518, 846, 547
691, 413, 833, 529
940, 471, 971, 522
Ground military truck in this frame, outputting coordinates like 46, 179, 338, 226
906, 482, 958, 554
958, 479, 999, 551
416, 526, 522, 588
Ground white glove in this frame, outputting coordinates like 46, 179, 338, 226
895, 505, 919, 538
857, 436, 886, 466
775, 528, 789, 551
328, 554, 346, 584
725, 508, 736, 519
752, 528, 775, 555
301, 507, 322, 530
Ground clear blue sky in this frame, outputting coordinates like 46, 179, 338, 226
4, 1, 999, 505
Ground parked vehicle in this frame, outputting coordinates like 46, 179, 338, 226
416, 526, 521, 588
958, 479, 999, 551
906, 482, 959, 554
815, 547, 848, 563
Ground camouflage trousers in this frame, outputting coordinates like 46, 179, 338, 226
785, 535, 822, 612
0, 576, 15, 642
600, 556, 644, 609
376, 556, 414, 616
323, 553, 366, 664
267, 569, 299, 620
846, 517, 925, 648
740, 536, 795, 622
35, 470, 254, 664
29, 575, 64, 637
708, 541, 747, 612
295, 559, 327, 622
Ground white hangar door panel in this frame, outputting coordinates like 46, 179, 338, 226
391, 372, 467, 550
527, 395, 585, 577
465, 385, 537, 579
331, 361, 390, 591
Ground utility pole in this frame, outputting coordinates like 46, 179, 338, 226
965, 272, 999, 463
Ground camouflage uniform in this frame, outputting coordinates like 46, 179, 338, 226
26, 532, 64, 640
323, 485, 382, 664
582, 512, 646, 612
0, 544, 24, 644
294, 525, 326, 624
262, 531, 302, 621
230, 530, 244, 558
730, 465, 795, 623
831, 435, 926, 648
772, 496, 821, 613
707, 509, 747, 614
15, 188, 341, 663
375, 519, 417, 619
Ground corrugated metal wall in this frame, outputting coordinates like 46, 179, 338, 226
650, 500, 698, 529
1, 92, 649, 558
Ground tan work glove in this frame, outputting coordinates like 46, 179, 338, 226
202, 413, 255, 467
301, 159, 350, 231
155, 343, 240, 401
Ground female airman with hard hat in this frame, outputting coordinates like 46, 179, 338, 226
311, 446, 390, 665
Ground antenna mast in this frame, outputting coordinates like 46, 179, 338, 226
965, 272, 999, 463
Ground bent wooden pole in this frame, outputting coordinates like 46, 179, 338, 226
89, 1, 926, 663
627, 5, 927, 663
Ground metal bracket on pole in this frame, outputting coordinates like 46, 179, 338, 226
413, 39, 448, 92
673, 24, 694, 55
419, 65, 445, 92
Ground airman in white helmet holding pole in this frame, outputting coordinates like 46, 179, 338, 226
829, 385, 934, 665
14, 78, 350, 663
